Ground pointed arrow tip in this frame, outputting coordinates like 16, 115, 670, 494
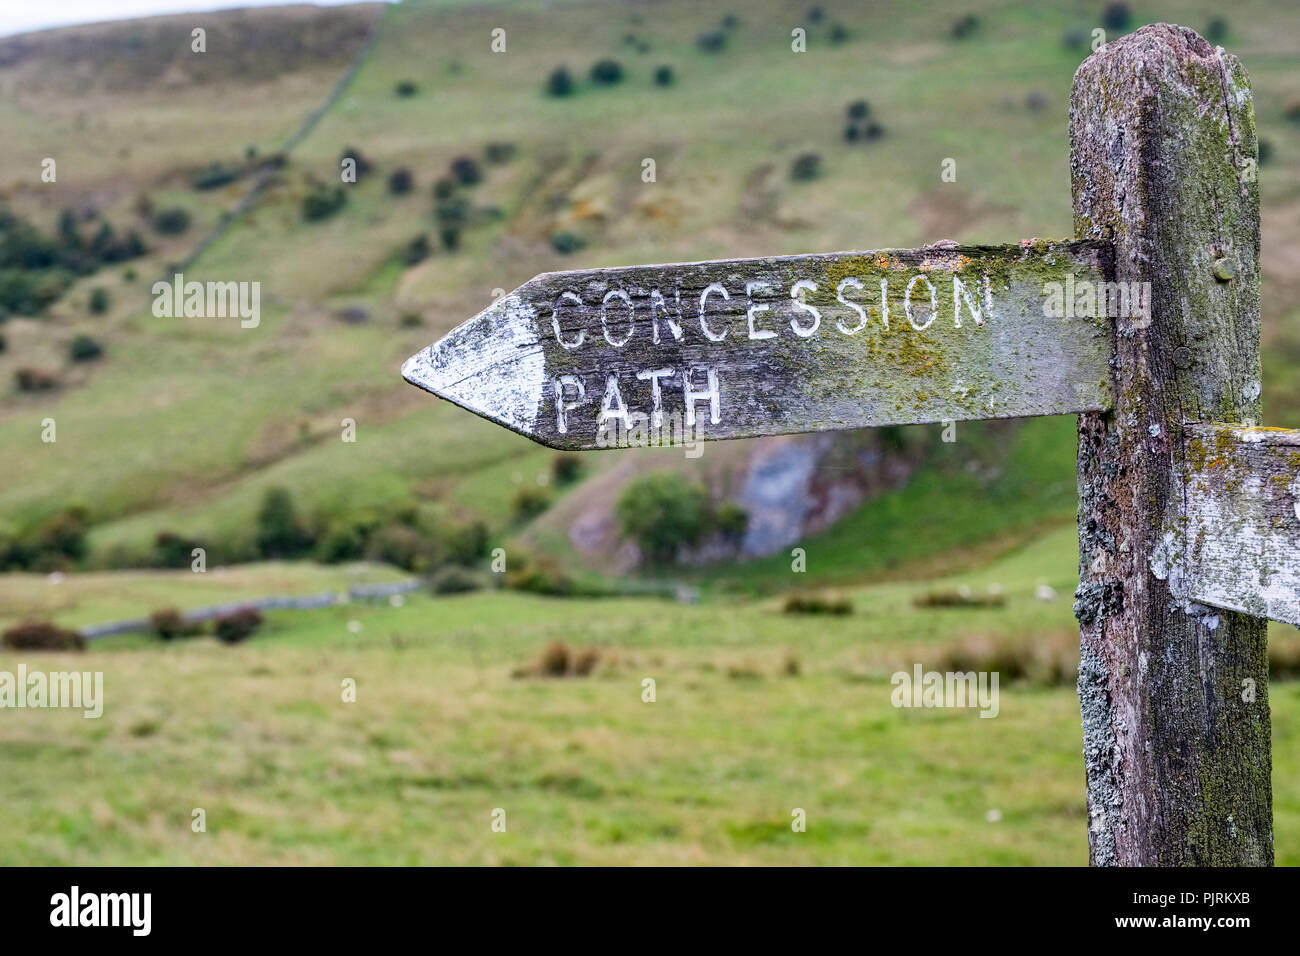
401, 294, 547, 440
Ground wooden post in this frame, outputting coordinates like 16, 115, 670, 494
1070, 25, 1270, 864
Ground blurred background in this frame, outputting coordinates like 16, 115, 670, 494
0, 0, 1297, 864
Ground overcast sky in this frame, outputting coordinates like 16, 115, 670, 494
0, 1, 393, 39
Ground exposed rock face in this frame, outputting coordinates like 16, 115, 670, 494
562, 429, 924, 570
735, 431, 920, 557
737, 436, 826, 557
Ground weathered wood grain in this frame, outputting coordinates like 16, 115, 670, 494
1071, 24, 1270, 866
1173, 423, 1300, 627
402, 243, 1113, 449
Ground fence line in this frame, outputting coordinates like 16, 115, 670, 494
79, 579, 422, 640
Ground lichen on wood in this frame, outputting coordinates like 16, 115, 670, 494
1070, 23, 1270, 866
404, 243, 1113, 449
1176, 422, 1300, 627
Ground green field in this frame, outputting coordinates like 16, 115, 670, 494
2, 0, 1299, 865
3, 525, 1299, 865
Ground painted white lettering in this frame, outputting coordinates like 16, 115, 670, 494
636, 368, 675, 428
552, 291, 585, 349
552, 375, 585, 434
651, 288, 684, 343
601, 289, 634, 347
952, 274, 985, 328
598, 375, 632, 430
836, 277, 867, 334
699, 283, 729, 342
904, 274, 938, 331
746, 281, 775, 340
790, 279, 820, 337
682, 366, 721, 427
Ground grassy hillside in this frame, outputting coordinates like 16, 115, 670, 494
1, 0, 1297, 582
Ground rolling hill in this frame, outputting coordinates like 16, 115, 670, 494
1, 0, 1298, 585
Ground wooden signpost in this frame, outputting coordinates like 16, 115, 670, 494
404, 24, 1289, 866
403, 243, 1114, 448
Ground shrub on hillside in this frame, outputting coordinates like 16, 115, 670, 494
515, 640, 600, 678
790, 152, 823, 181
550, 231, 586, 255
302, 185, 347, 222
1205, 17, 1228, 44
589, 59, 624, 85
430, 565, 483, 594
255, 487, 312, 558
538, 640, 571, 676
0, 269, 71, 317
32, 508, 89, 566
512, 486, 551, 521
445, 519, 489, 566
314, 520, 369, 564
697, 30, 726, 52
365, 523, 437, 573
1101, 2, 1132, 31
449, 156, 482, 187
950, 14, 978, 39
213, 607, 262, 644
68, 334, 104, 362
615, 473, 710, 564
715, 502, 749, 540
435, 196, 470, 230
432, 176, 457, 201
191, 164, 240, 190
87, 288, 110, 315
153, 530, 202, 568
654, 65, 674, 86
402, 234, 430, 266
2, 620, 84, 652
394, 80, 418, 97
88, 222, 146, 264
484, 141, 517, 165
149, 607, 204, 641
913, 587, 1006, 609
545, 66, 575, 97
15, 367, 61, 392
1062, 26, 1088, 51
0, 508, 88, 571
928, 630, 1076, 687
505, 554, 575, 596
387, 167, 414, 196
782, 592, 852, 616
551, 454, 582, 486
152, 207, 192, 236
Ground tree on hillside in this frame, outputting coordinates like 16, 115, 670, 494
615, 473, 711, 565
255, 487, 311, 558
